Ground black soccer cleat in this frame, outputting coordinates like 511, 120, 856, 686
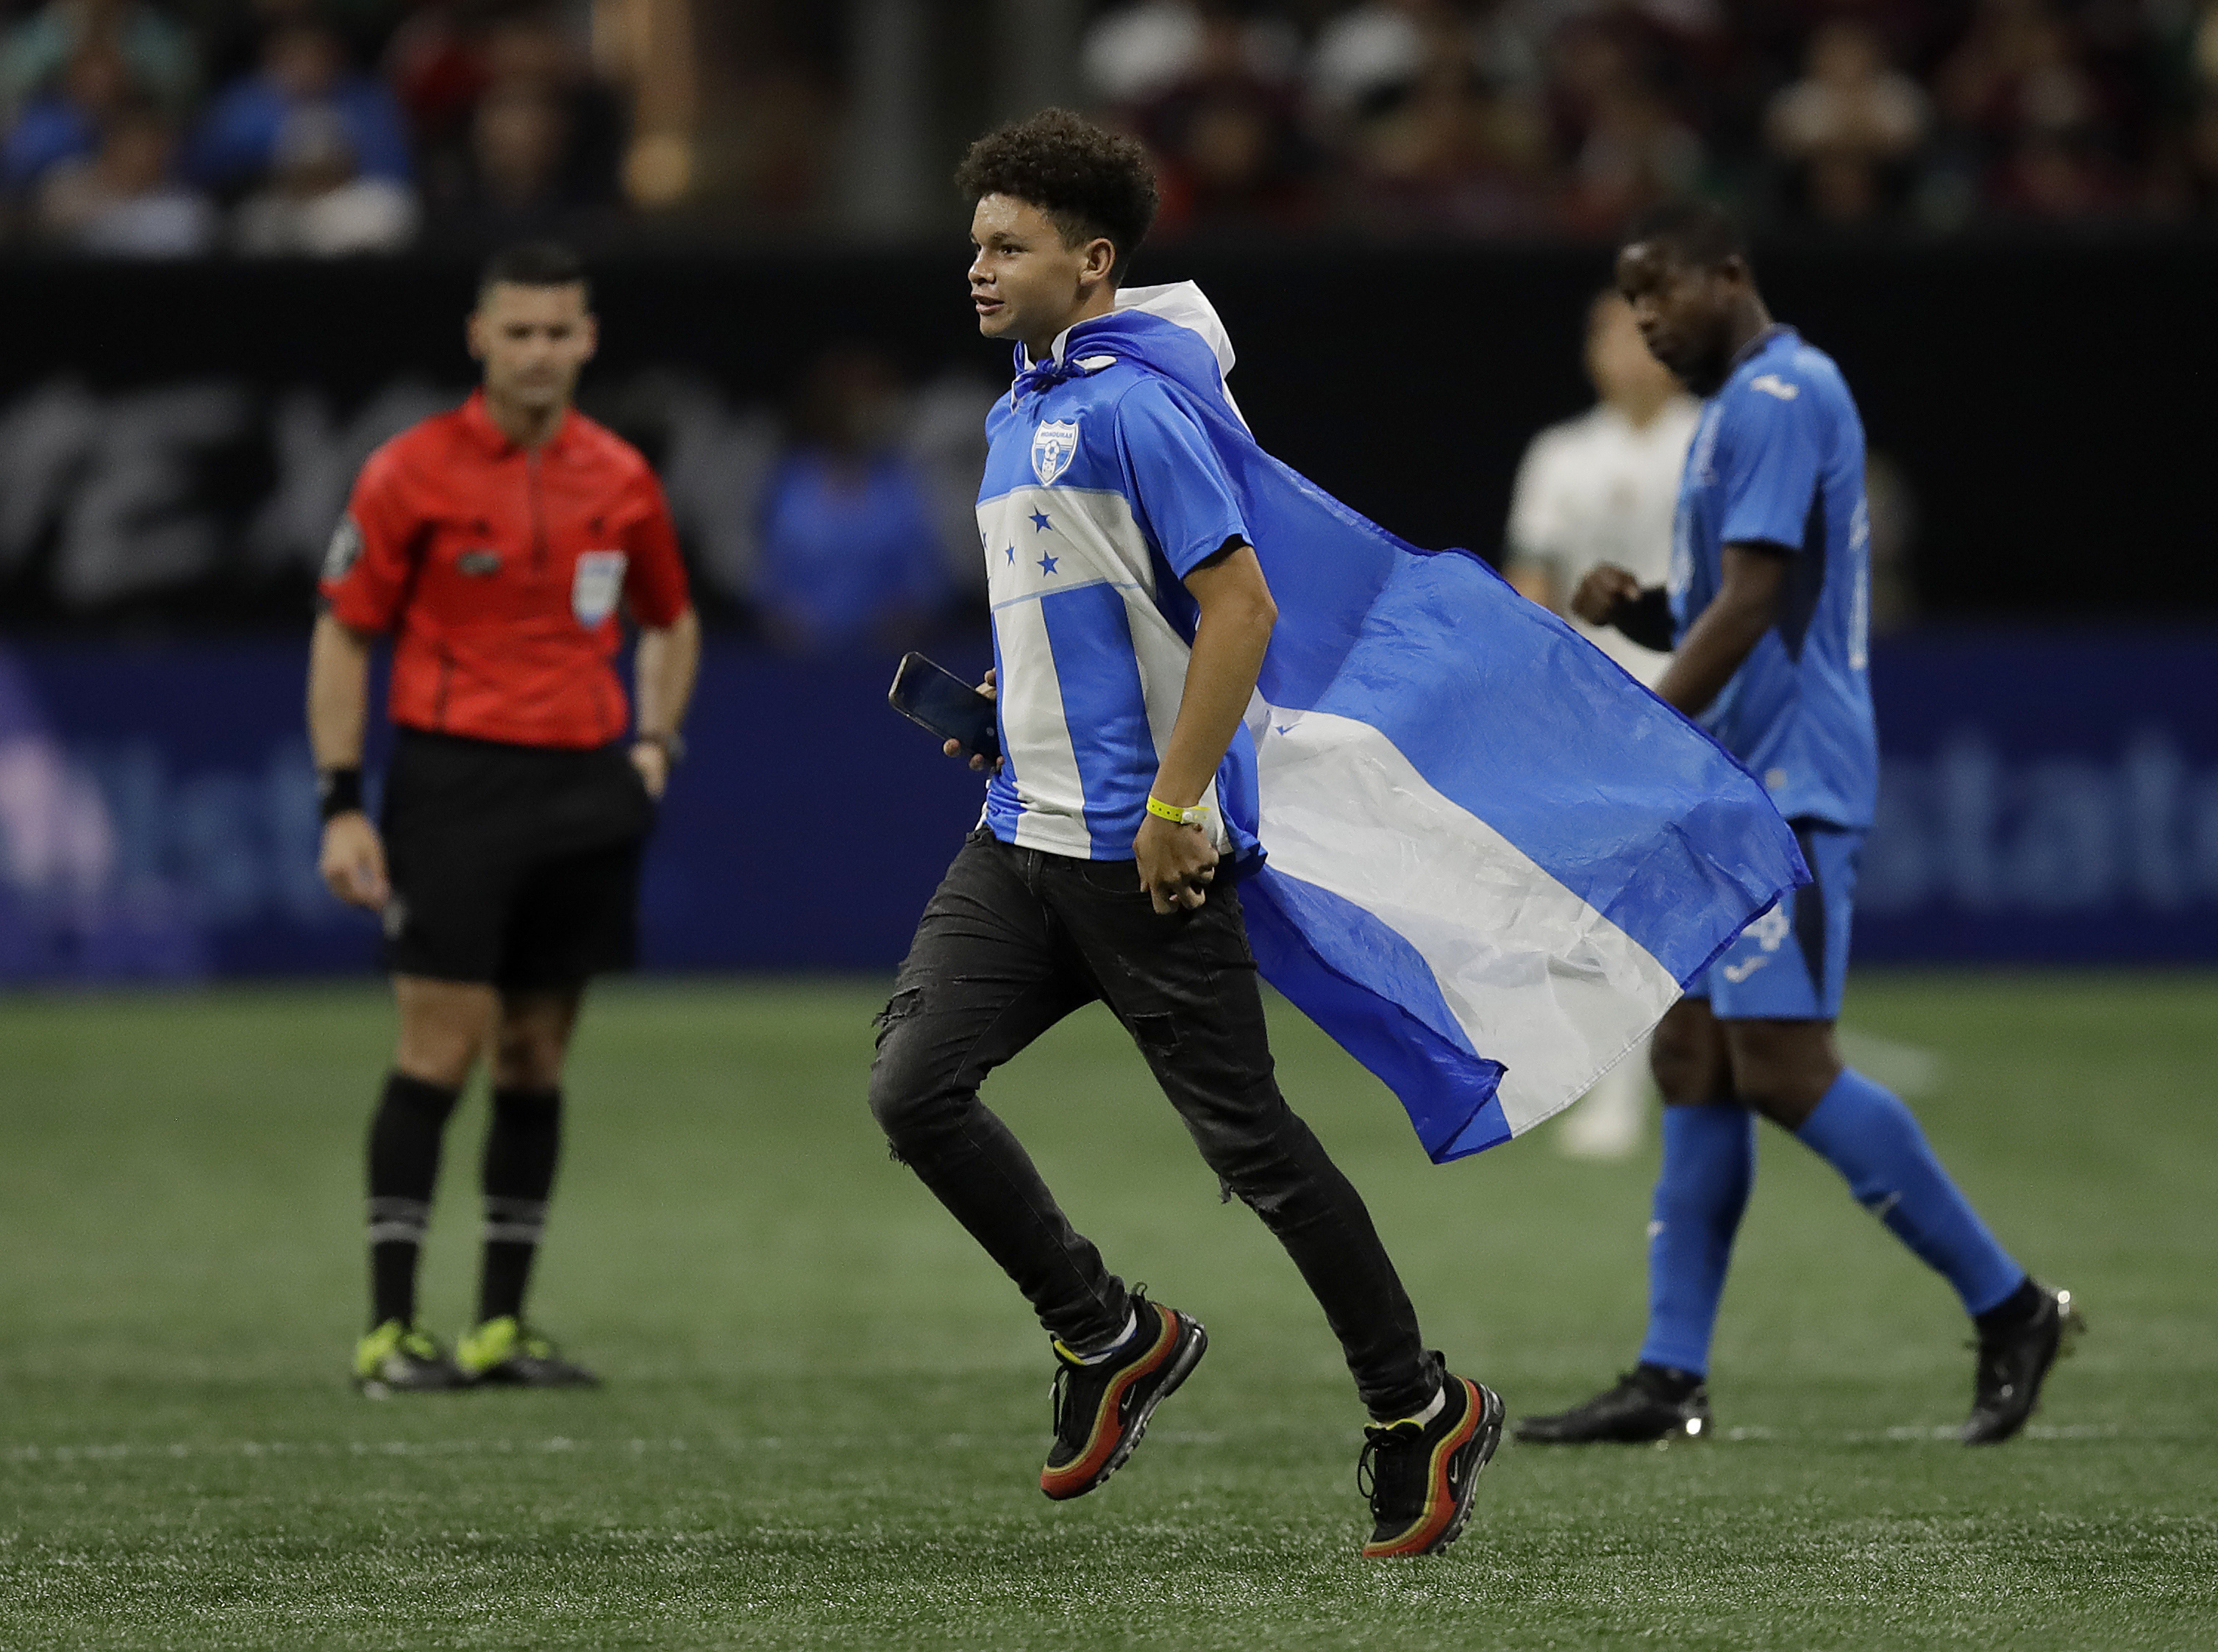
1514, 1365, 1712, 1445
354, 1320, 467, 1396
1964, 1283, 2082, 1445
455, 1317, 602, 1389
1359, 1372, 1504, 1558
1039, 1293, 1207, 1501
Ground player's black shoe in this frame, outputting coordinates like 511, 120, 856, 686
1039, 1293, 1207, 1501
455, 1317, 602, 1388
1358, 1372, 1504, 1558
1964, 1283, 2082, 1445
1514, 1364, 1712, 1445
353, 1320, 467, 1395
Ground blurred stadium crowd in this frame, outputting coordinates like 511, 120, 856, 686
5, 0, 2218, 257
0, 0, 630, 255
1090, 0, 2218, 236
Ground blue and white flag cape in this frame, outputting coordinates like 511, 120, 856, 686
1040, 283, 1808, 1162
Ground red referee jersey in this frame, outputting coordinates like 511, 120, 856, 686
320, 390, 691, 749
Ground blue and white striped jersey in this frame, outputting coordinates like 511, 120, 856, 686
930, 284, 1804, 1156
977, 317, 1258, 862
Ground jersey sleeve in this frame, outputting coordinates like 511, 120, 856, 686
1113, 379, 1251, 580
621, 470, 691, 627
1716, 386, 1825, 553
318, 442, 423, 634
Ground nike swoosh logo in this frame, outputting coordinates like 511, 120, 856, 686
1722, 956, 1771, 984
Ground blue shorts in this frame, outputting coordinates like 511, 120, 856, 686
1691, 822, 1861, 1021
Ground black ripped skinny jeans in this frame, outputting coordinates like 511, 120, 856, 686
868, 828, 1438, 1419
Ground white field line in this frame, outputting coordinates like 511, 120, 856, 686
0, 1424, 2130, 1465
1835, 1027, 1943, 1098
1, 1430, 1230, 1465
1721, 1423, 2120, 1443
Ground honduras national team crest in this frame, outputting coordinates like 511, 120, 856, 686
1030, 419, 1080, 486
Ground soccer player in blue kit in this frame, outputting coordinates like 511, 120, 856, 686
1520, 201, 2080, 1448
866, 111, 1499, 1556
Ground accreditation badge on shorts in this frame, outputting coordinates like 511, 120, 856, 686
571, 550, 627, 627
1031, 419, 1080, 486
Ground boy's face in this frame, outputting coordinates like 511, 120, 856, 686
968, 193, 1113, 354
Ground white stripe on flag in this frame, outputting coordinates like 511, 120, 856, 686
1254, 707, 1680, 1134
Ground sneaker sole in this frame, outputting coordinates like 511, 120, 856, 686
1363, 1379, 1505, 1559
352, 1373, 466, 1398
466, 1365, 603, 1389
1041, 1310, 1208, 1501
1513, 1404, 1712, 1446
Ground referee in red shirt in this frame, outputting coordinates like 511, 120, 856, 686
308, 243, 699, 1393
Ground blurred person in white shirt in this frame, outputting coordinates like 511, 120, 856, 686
1506, 288, 1694, 683
1504, 287, 1697, 1157
35, 99, 213, 254
1311, 0, 1543, 121
233, 103, 416, 256
1081, 0, 1297, 110
1765, 21, 1929, 224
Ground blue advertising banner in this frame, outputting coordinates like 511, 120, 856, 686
0, 637, 994, 982
1857, 632, 2218, 962
1, 630, 2213, 981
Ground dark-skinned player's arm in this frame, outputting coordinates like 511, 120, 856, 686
1570, 543, 1786, 718
1135, 539, 1276, 915
307, 609, 390, 911
1649, 545, 1786, 717
627, 604, 699, 799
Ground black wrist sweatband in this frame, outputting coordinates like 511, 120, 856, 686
1610, 587, 1676, 653
318, 767, 364, 820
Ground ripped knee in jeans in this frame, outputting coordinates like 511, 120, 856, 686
872, 987, 923, 1041
869, 987, 930, 1163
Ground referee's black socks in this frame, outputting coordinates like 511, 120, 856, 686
479, 1086, 562, 1326
366, 1072, 461, 1329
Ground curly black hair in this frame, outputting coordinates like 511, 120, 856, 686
954, 109, 1159, 283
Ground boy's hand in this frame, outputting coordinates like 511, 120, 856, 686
942, 668, 1002, 773
1135, 812, 1216, 913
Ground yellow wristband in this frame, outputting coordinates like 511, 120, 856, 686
1146, 795, 1211, 829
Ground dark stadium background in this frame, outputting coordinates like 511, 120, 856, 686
4, 242, 2214, 621
2, 244, 2213, 979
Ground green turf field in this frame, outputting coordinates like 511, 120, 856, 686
1, 973, 2211, 1651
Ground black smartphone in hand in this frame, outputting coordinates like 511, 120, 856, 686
888, 652, 1000, 762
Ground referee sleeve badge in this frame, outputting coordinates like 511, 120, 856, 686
323, 516, 365, 583
571, 551, 629, 626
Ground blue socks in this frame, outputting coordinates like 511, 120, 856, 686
1638, 1104, 1755, 1376
1637, 1069, 2026, 1376
1794, 1068, 2026, 1317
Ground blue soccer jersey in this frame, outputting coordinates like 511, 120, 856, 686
1671, 326, 1878, 829
977, 318, 1262, 862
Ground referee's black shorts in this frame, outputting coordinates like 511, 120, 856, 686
379, 728, 656, 990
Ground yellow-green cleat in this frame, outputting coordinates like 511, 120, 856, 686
455, 1316, 601, 1388
354, 1320, 466, 1396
